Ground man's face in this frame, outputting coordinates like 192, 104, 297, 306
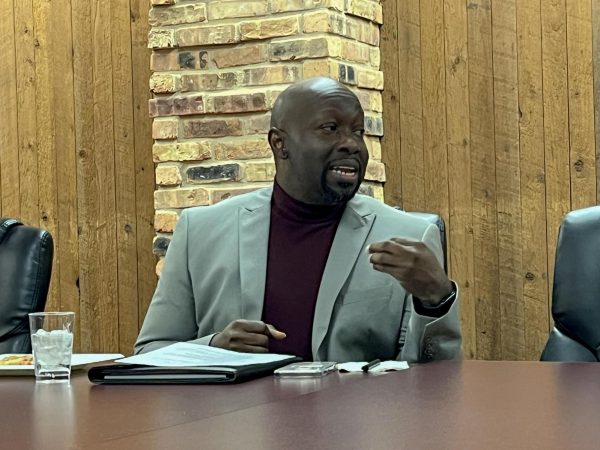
275, 89, 369, 205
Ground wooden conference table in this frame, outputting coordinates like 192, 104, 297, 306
2, 360, 600, 449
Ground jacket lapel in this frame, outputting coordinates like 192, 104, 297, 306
312, 199, 375, 357
238, 189, 272, 320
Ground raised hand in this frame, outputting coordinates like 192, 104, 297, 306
210, 319, 286, 353
368, 238, 453, 306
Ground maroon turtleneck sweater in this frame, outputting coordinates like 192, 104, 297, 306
262, 182, 345, 361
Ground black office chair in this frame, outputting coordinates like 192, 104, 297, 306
540, 205, 600, 362
0, 218, 54, 353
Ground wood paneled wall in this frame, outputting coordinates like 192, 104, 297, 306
381, 0, 599, 360
0, 0, 156, 355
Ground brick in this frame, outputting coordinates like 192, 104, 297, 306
370, 47, 380, 68
153, 236, 171, 256
154, 210, 179, 233
270, 37, 340, 62
148, 29, 176, 49
365, 136, 382, 159
182, 117, 244, 138
242, 65, 301, 86
372, 184, 384, 202
209, 1, 268, 20
364, 114, 383, 136
181, 72, 239, 92
176, 25, 237, 48
353, 89, 383, 113
346, 0, 383, 24
149, 4, 207, 26
239, 17, 299, 41
151, 0, 174, 5
152, 118, 178, 140
178, 51, 197, 69
340, 40, 371, 65
270, 0, 344, 13
357, 69, 384, 90
187, 163, 241, 183
149, 95, 204, 117
153, 141, 212, 162
244, 161, 275, 182
303, 10, 379, 46
156, 164, 183, 186
243, 113, 271, 134
365, 160, 386, 182
209, 186, 263, 204
303, 59, 338, 79
358, 184, 373, 197
211, 44, 267, 68
212, 137, 272, 160
150, 50, 179, 71
150, 73, 181, 94
154, 187, 210, 208
207, 92, 268, 114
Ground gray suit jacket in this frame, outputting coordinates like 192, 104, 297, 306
135, 188, 462, 363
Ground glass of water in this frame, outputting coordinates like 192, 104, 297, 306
28, 312, 75, 383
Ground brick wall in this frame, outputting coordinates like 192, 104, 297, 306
149, 0, 385, 272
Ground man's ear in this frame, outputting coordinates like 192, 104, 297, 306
268, 128, 288, 159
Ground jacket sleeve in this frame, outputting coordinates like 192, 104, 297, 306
397, 223, 463, 362
134, 210, 216, 354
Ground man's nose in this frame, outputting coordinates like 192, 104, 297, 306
337, 132, 362, 154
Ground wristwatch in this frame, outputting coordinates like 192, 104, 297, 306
417, 281, 457, 311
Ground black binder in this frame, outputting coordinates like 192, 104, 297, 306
88, 357, 301, 385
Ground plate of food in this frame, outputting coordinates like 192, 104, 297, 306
0, 353, 124, 376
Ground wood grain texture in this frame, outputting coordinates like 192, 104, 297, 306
33, 0, 60, 312
594, 0, 600, 204
111, 0, 139, 355
566, 0, 596, 210
516, 0, 551, 356
492, 0, 524, 360
52, 0, 80, 349
397, 0, 424, 211
541, 0, 571, 321
380, 0, 402, 207
468, 0, 501, 360
420, 0, 449, 223
131, 0, 158, 329
14, 0, 36, 223
0, 0, 18, 218
443, 0, 476, 358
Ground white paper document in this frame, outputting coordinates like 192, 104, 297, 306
337, 360, 409, 373
116, 342, 294, 367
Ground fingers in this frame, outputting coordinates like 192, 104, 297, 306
265, 324, 287, 340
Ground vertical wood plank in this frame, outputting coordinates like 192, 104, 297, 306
380, 0, 402, 207
420, 0, 450, 225
444, 0, 476, 358
0, 0, 19, 217
468, 0, 501, 360
91, 0, 118, 352
131, 0, 158, 327
112, 0, 139, 355
594, 0, 600, 203
72, 0, 94, 352
33, 0, 61, 312
492, 0, 524, 359
566, 0, 596, 209
541, 0, 570, 323
14, 0, 36, 223
53, 0, 80, 349
517, 0, 550, 359
398, 0, 425, 211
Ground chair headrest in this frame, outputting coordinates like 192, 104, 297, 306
0, 218, 23, 245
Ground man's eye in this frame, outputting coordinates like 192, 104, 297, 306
320, 124, 338, 132
354, 129, 365, 137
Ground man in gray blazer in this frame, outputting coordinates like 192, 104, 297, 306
136, 77, 461, 363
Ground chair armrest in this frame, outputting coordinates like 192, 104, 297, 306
540, 328, 598, 362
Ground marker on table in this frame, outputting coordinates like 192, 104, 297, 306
361, 359, 381, 372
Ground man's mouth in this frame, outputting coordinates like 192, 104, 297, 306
328, 162, 360, 183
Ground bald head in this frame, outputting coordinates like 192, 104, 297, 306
270, 77, 360, 130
